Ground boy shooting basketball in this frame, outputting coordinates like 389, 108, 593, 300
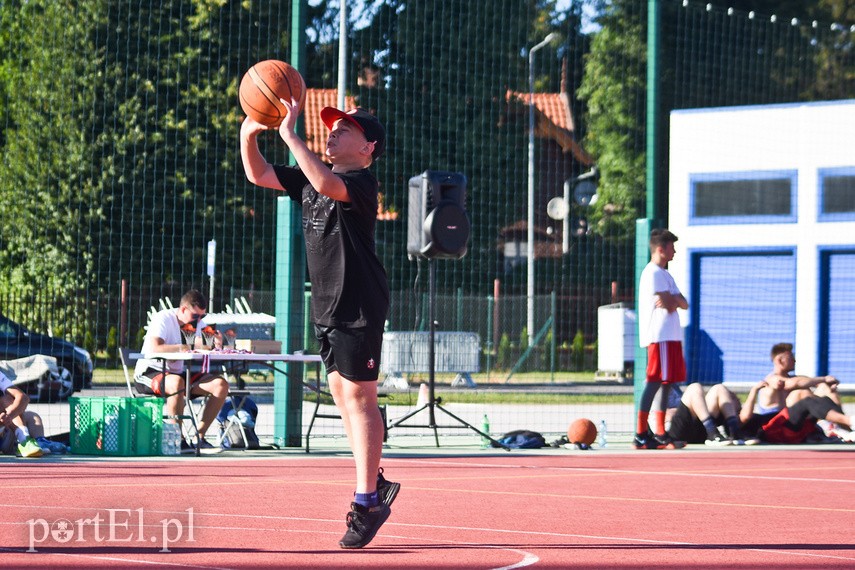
240, 101, 398, 549
635, 229, 688, 449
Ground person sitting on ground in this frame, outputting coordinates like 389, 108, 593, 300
758, 392, 855, 444
134, 289, 228, 453
665, 383, 758, 446
757, 342, 839, 410
0, 407, 67, 456
740, 343, 842, 439
0, 370, 48, 457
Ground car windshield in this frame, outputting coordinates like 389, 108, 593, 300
0, 316, 21, 338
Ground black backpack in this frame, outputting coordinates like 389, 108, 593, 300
493, 429, 547, 449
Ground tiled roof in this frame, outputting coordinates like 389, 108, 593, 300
303, 89, 356, 159
507, 91, 574, 132
505, 90, 593, 166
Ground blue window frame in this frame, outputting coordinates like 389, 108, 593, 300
818, 248, 855, 380
818, 166, 855, 222
687, 248, 797, 384
688, 170, 798, 225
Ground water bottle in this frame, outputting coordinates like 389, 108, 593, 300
161, 423, 180, 456
598, 420, 607, 449
481, 414, 491, 448
104, 414, 119, 452
160, 423, 170, 455
172, 423, 182, 455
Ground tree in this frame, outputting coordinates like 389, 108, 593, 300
577, 0, 853, 241
0, 0, 102, 337
576, 0, 646, 240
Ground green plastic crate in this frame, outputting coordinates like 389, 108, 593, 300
70, 397, 164, 456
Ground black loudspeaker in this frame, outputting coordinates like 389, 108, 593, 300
407, 171, 470, 260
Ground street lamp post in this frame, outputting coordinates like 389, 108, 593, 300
337, 0, 347, 110
526, 32, 556, 346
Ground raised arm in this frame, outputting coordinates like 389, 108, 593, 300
276, 100, 350, 202
240, 117, 286, 190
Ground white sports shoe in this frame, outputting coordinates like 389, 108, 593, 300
705, 433, 733, 447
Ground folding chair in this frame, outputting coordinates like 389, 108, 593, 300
120, 348, 206, 455
121, 348, 254, 451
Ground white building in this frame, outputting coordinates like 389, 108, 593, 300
667, 99, 855, 385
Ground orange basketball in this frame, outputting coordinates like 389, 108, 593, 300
567, 418, 597, 446
239, 60, 306, 128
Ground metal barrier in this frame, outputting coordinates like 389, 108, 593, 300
381, 331, 480, 388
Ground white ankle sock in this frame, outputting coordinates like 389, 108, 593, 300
15, 426, 30, 443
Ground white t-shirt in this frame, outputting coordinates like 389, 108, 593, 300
0, 371, 12, 394
638, 261, 684, 347
134, 309, 203, 375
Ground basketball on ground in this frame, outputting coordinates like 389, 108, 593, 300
239, 60, 306, 127
567, 418, 597, 446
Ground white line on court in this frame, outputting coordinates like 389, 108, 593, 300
380, 456, 855, 485
3, 502, 854, 565
0, 504, 538, 570
0, 546, 235, 570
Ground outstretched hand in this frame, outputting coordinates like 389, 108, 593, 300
277, 97, 302, 140
241, 115, 270, 137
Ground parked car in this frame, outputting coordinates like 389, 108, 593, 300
0, 313, 94, 401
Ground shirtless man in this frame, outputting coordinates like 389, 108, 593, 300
741, 343, 841, 437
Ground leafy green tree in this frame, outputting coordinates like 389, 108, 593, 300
106, 326, 118, 359
0, 0, 102, 338
576, 0, 646, 240
577, 0, 852, 240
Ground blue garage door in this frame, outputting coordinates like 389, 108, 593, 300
822, 251, 855, 383
688, 251, 796, 384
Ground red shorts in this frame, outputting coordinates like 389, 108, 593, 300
646, 341, 686, 384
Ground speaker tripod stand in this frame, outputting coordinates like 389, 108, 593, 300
385, 259, 510, 451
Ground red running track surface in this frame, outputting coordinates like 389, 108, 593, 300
0, 448, 853, 569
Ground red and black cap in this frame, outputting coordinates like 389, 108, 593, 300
320, 107, 386, 160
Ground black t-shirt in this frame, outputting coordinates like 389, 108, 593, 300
273, 164, 389, 328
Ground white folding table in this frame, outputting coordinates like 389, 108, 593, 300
132, 351, 326, 453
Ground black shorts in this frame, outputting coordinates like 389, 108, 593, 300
668, 403, 708, 444
314, 324, 383, 382
135, 368, 221, 397
787, 396, 840, 429
741, 411, 778, 438
0, 427, 16, 455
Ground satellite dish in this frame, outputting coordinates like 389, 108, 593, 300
573, 180, 598, 207
547, 197, 569, 220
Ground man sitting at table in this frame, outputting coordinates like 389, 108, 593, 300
134, 289, 228, 453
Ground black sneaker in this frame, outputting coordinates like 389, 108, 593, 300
634, 430, 685, 449
339, 502, 391, 549
377, 468, 400, 507
198, 439, 224, 454
653, 432, 686, 449
633, 430, 663, 449
704, 432, 733, 447
180, 439, 196, 454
